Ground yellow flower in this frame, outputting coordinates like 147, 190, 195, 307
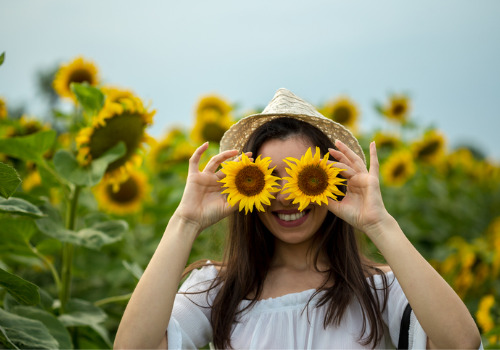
191, 95, 233, 144
476, 295, 495, 333
148, 128, 195, 172
381, 150, 416, 187
219, 152, 280, 214
373, 132, 401, 150
383, 94, 410, 123
94, 169, 149, 215
0, 96, 7, 119
282, 147, 346, 212
53, 56, 100, 102
76, 96, 155, 189
22, 169, 42, 192
411, 130, 446, 164
101, 86, 135, 104
321, 96, 359, 132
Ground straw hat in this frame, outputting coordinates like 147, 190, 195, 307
220, 88, 365, 164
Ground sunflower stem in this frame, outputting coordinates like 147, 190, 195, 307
94, 292, 132, 307
59, 185, 81, 314
28, 243, 61, 292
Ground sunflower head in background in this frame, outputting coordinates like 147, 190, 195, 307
282, 147, 346, 212
382, 94, 411, 123
219, 152, 281, 214
373, 132, 401, 152
76, 95, 155, 190
148, 127, 195, 173
411, 129, 446, 164
191, 94, 233, 144
94, 169, 149, 215
321, 96, 359, 133
53, 56, 99, 102
381, 149, 416, 187
0, 97, 7, 119
101, 86, 135, 104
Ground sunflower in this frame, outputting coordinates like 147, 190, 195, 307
101, 86, 135, 104
381, 150, 416, 187
282, 147, 346, 212
53, 56, 99, 102
0, 97, 7, 119
382, 94, 410, 123
191, 94, 233, 144
411, 130, 446, 164
321, 96, 359, 132
219, 152, 280, 214
373, 132, 401, 151
76, 96, 155, 190
94, 169, 149, 215
148, 127, 195, 172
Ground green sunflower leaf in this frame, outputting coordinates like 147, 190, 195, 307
10, 306, 73, 350
0, 308, 58, 350
0, 130, 57, 163
0, 268, 40, 305
53, 142, 126, 187
0, 162, 21, 198
58, 298, 111, 347
70, 82, 105, 115
0, 52, 5, 66
0, 197, 45, 217
36, 205, 128, 250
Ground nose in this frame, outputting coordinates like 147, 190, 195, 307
275, 178, 293, 206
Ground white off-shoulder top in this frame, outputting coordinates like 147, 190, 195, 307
167, 264, 428, 349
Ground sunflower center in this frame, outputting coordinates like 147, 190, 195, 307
106, 176, 138, 203
201, 122, 227, 143
417, 141, 440, 159
235, 165, 265, 196
297, 165, 329, 196
332, 106, 352, 124
89, 113, 145, 172
392, 163, 407, 178
392, 103, 406, 116
68, 69, 94, 85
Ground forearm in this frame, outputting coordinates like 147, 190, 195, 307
114, 213, 201, 349
368, 215, 481, 349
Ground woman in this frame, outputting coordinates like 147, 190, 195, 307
114, 89, 481, 349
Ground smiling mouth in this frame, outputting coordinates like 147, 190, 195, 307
274, 210, 310, 222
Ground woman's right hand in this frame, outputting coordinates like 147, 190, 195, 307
175, 142, 241, 233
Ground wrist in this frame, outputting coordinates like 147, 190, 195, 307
363, 212, 399, 243
167, 212, 203, 241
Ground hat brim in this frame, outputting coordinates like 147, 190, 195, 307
220, 112, 366, 164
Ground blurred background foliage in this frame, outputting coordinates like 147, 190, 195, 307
0, 54, 499, 349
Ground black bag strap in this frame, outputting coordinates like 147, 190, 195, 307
398, 303, 412, 349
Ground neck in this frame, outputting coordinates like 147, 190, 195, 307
271, 238, 328, 272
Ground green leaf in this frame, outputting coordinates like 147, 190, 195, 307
0, 130, 57, 163
0, 162, 21, 198
0, 52, 4, 66
58, 298, 111, 347
0, 268, 40, 305
36, 206, 128, 250
70, 83, 105, 115
53, 142, 126, 187
122, 260, 144, 280
11, 306, 73, 350
0, 308, 58, 350
0, 197, 45, 217
0, 217, 38, 243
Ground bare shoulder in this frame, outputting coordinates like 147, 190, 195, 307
366, 264, 392, 276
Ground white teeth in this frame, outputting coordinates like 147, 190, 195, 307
277, 211, 306, 221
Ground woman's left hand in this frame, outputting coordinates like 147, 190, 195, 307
327, 140, 392, 237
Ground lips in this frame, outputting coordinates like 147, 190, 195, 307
272, 209, 310, 227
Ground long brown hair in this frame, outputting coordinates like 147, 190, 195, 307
184, 117, 390, 348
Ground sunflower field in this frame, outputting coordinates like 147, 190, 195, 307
0, 54, 499, 349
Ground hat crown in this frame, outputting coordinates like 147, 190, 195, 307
262, 88, 325, 119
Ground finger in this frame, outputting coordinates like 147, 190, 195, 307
334, 140, 367, 172
203, 149, 239, 173
368, 141, 380, 177
329, 161, 355, 179
188, 142, 209, 174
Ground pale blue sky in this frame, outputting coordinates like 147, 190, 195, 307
1, 0, 499, 158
